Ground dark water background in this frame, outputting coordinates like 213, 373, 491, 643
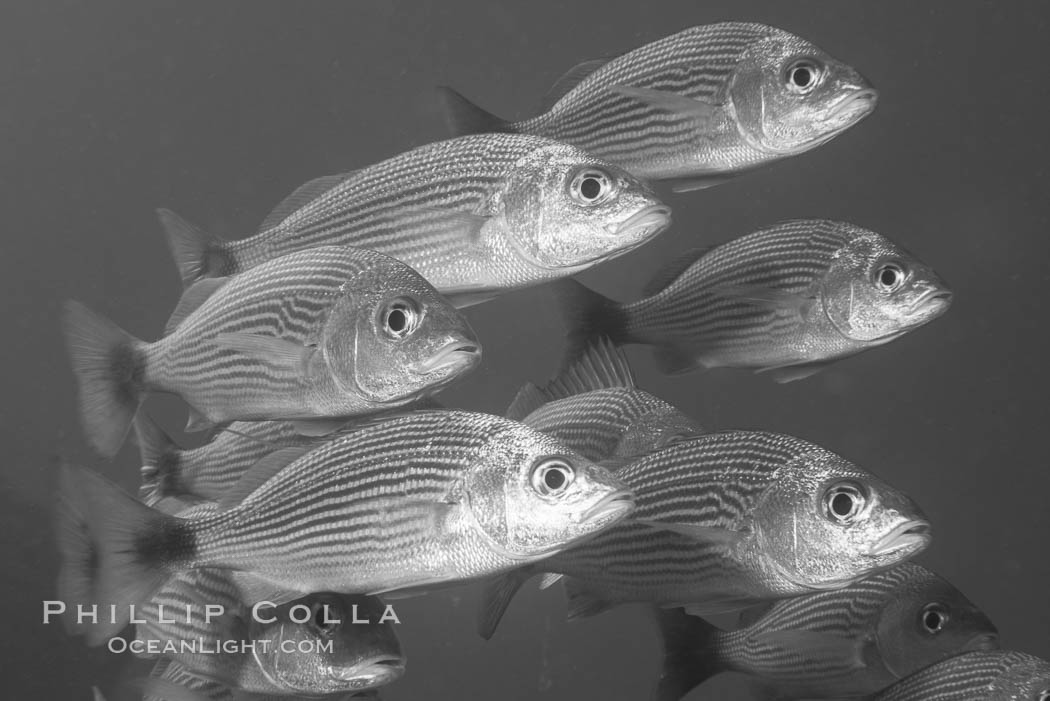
2, 1, 1048, 698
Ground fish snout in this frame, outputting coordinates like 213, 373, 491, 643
413, 336, 482, 375
867, 519, 932, 558
336, 655, 407, 687
578, 488, 636, 524
605, 204, 672, 240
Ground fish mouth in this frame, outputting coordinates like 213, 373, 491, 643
413, 339, 481, 374
606, 205, 673, 241
578, 489, 636, 524
332, 655, 406, 686
827, 88, 879, 124
868, 519, 932, 557
910, 287, 954, 315
964, 632, 1001, 652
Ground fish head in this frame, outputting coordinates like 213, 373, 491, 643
250, 593, 405, 694
988, 653, 1050, 700
752, 445, 931, 592
820, 225, 953, 343
729, 28, 878, 155
499, 141, 671, 270
463, 422, 635, 560
323, 256, 481, 404
874, 564, 1000, 680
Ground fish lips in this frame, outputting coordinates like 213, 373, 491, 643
331, 655, 406, 688
909, 286, 954, 317
867, 519, 932, 558
411, 337, 482, 375
826, 87, 879, 126
964, 632, 1002, 652
605, 204, 673, 245
577, 489, 636, 525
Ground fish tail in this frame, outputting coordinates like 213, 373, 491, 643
552, 278, 631, 356
652, 607, 724, 701
156, 208, 232, 288
61, 300, 149, 458
133, 413, 181, 506
55, 465, 191, 646
435, 86, 513, 136
476, 567, 535, 640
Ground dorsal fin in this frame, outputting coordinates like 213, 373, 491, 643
505, 383, 551, 421
547, 336, 635, 398
642, 247, 709, 298
257, 173, 352, 233
163, 278, 229, 335
218, 446, 312, 510
540, 58, 612, 111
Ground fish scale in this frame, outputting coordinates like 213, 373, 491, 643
874, 651, 1050, 700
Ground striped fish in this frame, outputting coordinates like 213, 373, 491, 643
477, 431, 930, 639
134, 568, 403, 695
142, 658, 382, 701
438, 23, 877, 190
134, 416, 313, 507
558, 220, 952, 382
507, 336, 704, 463
873, 651, 1050, 701
654, 562, 1000, 701
56, 410, 635, 640
62, 245, 480, 457
159, 134, 670, 306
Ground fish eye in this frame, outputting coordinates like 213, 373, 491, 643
310, 601, 341, 635
920, 603, 949, 634
874, 262, 906, 292
380, 297, 422, 339
822, 482, 867, 524
785, 59, 823, 93
568, 168, 616, 207
1037, 691, 1050, 701
531, 458, 576, 496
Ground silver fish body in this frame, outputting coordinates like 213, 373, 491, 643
654, 562, 1000, 701
160, 134, 670, 304
873, 650, 1050, 701
63, 245, 480, 457
560, 220, 952, 381
478, 431, 930, 638
57, 410, 636, 640
143, 658, 383, 701
136, 567, 404, 696
135, 416, 312, 506
507, 337, 704, 463
440, 23, 877, 188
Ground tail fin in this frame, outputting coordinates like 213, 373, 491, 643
55, 465, 190, 646
435, 86, 513, 136
156, 208, 231, 289
61, 300, 148, 458
552, 279, 631, 356
133, 413, 183, 507
476, 567, 536, 640
652, 607, 724, 701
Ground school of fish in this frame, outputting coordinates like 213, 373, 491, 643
55, 19, 1046, 701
